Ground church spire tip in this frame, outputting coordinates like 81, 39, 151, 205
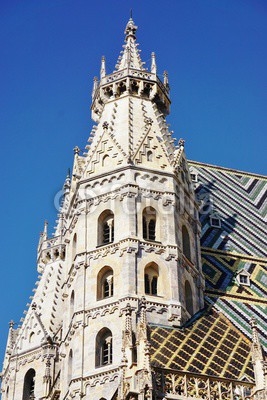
124, 16, 137, 40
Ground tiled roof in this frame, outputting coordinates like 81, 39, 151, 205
150, 308, 254, 381
202, 248, 267, 351
189, 161, 267, 257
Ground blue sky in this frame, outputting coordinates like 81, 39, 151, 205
0, 0, 266, 364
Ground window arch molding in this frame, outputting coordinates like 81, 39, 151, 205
142, 206, 157, 241
22, 368, 36, 400
97, 266, 114, 300
95, 327, 113, 367
144, 262, 159, 296
98, 210, 114, 245
182, 225, 191, 261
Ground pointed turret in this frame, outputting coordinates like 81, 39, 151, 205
100, 56, 106, 78
151, 52, 157, 74
91, 17, 171, 124
115, 18, 145, 71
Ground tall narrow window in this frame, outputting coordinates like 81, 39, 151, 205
97, 267, 114, 300
95, 328, 113, 367
147, 150, 153, 162
143, 207, 157, 241
144, 263, 159, 296
72, 233, 77, 261
29, 332, 35, 344
70, 290, 75, 320
185, 280, 193, 315
98, 211, 114, 245
182, 225, 191, 261
22, 369, 35, 400
68, 349, 73, 383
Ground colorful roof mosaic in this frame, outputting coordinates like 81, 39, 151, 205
189, 161, 267, 257
151, 163, 267, 382
150, 308, 254, 381
202, 248, 267, 351
188, 162, 267, 352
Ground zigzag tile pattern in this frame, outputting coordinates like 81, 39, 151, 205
150, 308, 254, 380
202, 250, 267, 347
187, 162, 267, 356
189, 162, 267, 257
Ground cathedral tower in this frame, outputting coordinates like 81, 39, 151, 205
1, 18, 204, 400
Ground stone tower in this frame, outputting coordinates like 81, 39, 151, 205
1, 18, 204, 400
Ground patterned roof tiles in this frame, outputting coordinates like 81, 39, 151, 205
150, 308, 254, 381
189, 161, 267, 258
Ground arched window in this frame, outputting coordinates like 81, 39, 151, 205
6, 386, 9, 400
182, 225, 191, 261
72, 233, 77, 261
95, 328, 113, 367
98, 210, 114, 245
102, 154, 110, 167
29, 332, 35, 344
147, 150, 153, 162
97, 267, 114, 300
70, 290, 75, 319
144, 263, 159, 296
185, 280, 193, 315
68, 349, 73, 383
22, 369, 35, 400
143, 207, 156, 241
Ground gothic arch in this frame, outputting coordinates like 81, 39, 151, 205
98, 210, 114, 245
144, 263, 159, 296
72, 233, 77, 261
138, 255, 171, 298
97, 266, 114, 300
68, 349, 73, 383
95, 328, 113, 367
142, 207, 157, 241
22, 368, 35, 400
147, 150, 153, 162
70, 290, 75, 320
182, 225, 191, 261
185, 280, 194, 315
29, 331, 35, 344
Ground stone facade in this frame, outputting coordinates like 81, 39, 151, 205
1, 18, 266, 400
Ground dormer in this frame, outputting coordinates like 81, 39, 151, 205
236, 268, 251, 287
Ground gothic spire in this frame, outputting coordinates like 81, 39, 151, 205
115, 17, 145, 71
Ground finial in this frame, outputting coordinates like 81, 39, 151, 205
9, 320, 15, 329
124, 17, 138, 40
92, 76, 98, 99
140, 296, 147, 324
250, 317, 260, 345
163, 70, 169, 86
102, 121, 109, 130
64, 170, 71, 194
43, 220, 48, 240
100, 56, 106, 79
73, 146, 80, 155
130, 9, 133, 19
151, 52, 157, 74
178, 138, 185, 148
